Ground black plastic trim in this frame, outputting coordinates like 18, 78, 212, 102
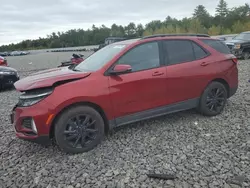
228, 86, 238, 98
141, 34, 210, 40
19, 135, 52, 146
109, 98, 199, 128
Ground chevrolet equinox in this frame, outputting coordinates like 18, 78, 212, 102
11, 34, 238, 154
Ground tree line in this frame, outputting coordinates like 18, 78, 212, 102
0, 0, 249, 51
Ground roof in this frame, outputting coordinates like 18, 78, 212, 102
111, 38, 140, 45
242, 31, 250, 34
109, 34, 212, 46
105, 37, 127, 40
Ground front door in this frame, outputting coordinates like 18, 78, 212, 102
108, 41, 167, 119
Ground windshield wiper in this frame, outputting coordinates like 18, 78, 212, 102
72, 68, 81, 72
68, 65, 81, 72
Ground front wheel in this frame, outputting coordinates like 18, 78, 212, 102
198, 82, 228, 116
54, 106, 105, 154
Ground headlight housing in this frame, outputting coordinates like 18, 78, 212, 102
234, 44, 241, 49
17, 87, 54, 107
0, 71, 14, 75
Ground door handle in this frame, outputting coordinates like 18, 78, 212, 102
200, 62, 209, 66
152, 71, 164, 76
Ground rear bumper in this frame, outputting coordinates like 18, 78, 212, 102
228, 86, 238, 98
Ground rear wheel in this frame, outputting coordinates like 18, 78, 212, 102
54, 105, 105, 154
198, 82, 228, 116
243, 51, 250, 60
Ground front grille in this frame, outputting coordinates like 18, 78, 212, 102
1, 74, 19, 84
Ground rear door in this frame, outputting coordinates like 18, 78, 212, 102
108, 41, 168, 118
162, 39, 214, 104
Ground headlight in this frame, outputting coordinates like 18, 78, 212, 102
234, 44, 241, 49
18, 87, 53, 107
0, 71, 14, 75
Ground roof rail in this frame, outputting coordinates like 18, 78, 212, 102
141, 33, 210, 40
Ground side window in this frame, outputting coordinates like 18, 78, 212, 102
164, 40, 195, 65
201, 39, 231, 54
192, 42, 208, 59
116, 42, 160, 72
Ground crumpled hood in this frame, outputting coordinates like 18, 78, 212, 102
14, 67, 91, 91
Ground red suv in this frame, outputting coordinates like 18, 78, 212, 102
11, 34, 238, 154
0, 56, 8, 66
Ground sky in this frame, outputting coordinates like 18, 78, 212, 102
0, 0, 248, 45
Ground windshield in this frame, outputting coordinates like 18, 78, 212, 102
74, 44, 127, 72
233, 33, 250, 40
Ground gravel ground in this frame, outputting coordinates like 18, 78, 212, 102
0, 55, 250, 188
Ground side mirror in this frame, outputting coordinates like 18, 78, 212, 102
110, 64, 132, 75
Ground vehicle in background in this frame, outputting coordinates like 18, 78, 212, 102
58, 54, 84, 68
20, 51, 29, 55
0, 56, 8, 66
0, 52, 10, 57
10, 51, 22, 56
0, 66, 19, 90
217, 37, 227, 41
12, 34, 238, 154
94, 37, 127, 52
10, 51, 29, 56
226, 31, 250, 60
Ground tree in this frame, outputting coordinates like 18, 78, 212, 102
124, 22, 136, 37
145, 20, 162, 32
187, 19, 204, 33
216, 0, 229, 34
208, 25, 221, 35
193, 5, 211, 28
136, 24, 144, 37
1, 2, 249, 52
225, 4, 250, 29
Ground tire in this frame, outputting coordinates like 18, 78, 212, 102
54, 105, 105, 154
198, 81, 228, 117
242, 51, 250, 60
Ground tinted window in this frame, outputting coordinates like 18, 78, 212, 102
116, 42, 160, 72
192, 42, 208, 59
164, 40, 195, 65
201, 39, 231, 54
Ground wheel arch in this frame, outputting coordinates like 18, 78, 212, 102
207, 78, 230, 98
49, 101, 110, 139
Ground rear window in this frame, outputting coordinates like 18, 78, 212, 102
201, 39, 231, 54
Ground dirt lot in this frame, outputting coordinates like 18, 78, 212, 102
0, 53, 250, 188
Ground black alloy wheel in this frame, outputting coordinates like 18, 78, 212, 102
55, 106, 105, 154
64, 114, 98, 148
198, 81, 228, 116
243, 52, 250, 60
205, 87, 227, 114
